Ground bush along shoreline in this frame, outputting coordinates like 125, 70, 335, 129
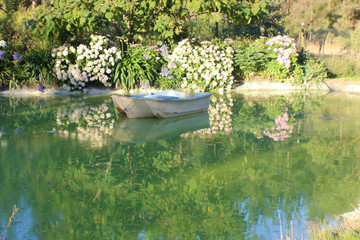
0, 35, 328, 93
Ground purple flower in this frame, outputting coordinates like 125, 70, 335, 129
13, 51, 21, 62
140, 80, 150, 89
143, 54, 150, 60
159, 44, 168, 58
0, 51, 5, 60
160, 67, 172, 77
38, 85, 46, 93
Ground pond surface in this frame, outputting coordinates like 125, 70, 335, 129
1, 91, 360, 239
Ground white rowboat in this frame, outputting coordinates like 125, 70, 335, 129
111, 90, 212, 118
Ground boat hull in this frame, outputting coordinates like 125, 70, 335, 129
145, 95, 211, 118
111, 91, 212, 119
111, 94, 154, 118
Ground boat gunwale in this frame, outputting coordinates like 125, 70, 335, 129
143, 93, 211, 102
112, 92, 211, 102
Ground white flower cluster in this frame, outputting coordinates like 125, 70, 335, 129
168, 39, 234, 92
52, 35, 121, 90
0, 40, 6, 48
265, 35, 298, 70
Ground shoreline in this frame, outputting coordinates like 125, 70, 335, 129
0, 78, 360, 97
0, 79, 359, 97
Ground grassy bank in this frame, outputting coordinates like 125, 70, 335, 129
309, 205, 360, 240
321, 54, 360, 79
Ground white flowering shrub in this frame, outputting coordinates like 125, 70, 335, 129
168, 39, 235, 92
52, 35, 121, 90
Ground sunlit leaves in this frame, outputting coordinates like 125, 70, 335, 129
35, 0, 274, 44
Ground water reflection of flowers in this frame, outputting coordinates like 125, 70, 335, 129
255, 111, 294, 141
208, 94, 233, 135
56, 100, 115, 147
184, 93, 233, 137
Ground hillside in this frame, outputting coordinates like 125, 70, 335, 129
278, 0, 360, 54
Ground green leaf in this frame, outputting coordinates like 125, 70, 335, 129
101, 6, 108, 13
79, 17, 86, 26
105, 12, 114, 21
94, 4, 101, 11
251, 6, 260, 16
192, 1, 201, 12
259, 0, 267, 9
149, 1, 156, 8
82, 11, 90, 17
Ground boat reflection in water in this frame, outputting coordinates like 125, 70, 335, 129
112, 113, 210, 143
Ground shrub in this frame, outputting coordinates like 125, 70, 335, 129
167, 38, 235, 92
232, 35, 328, 87
52, 35, 121, 90
0, 39, 28, 88
232, 38, 268, 79
114, 43, 167, 91
261, 35, 299, 80
232, 35, 299, 81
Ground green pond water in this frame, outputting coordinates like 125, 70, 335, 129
1, 91, 360, 239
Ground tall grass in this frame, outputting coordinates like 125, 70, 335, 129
320, 54, 360, 79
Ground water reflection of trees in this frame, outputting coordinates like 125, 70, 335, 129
1, 93, 360, 239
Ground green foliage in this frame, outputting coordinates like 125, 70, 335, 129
26, 47, 56, 85
231, 36, 328, 87
1, 0, 20, 13
293, 58, 327, 88
189, 0, 272, 26
155, 70, 179, 90
35, 0, 189, 44
232, 39, 268, 79
0, 38, 30, 88
36, 0, 102, 43
34, 0, 277, 46
232, 36, 299, 81
114, 44, 165, 90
